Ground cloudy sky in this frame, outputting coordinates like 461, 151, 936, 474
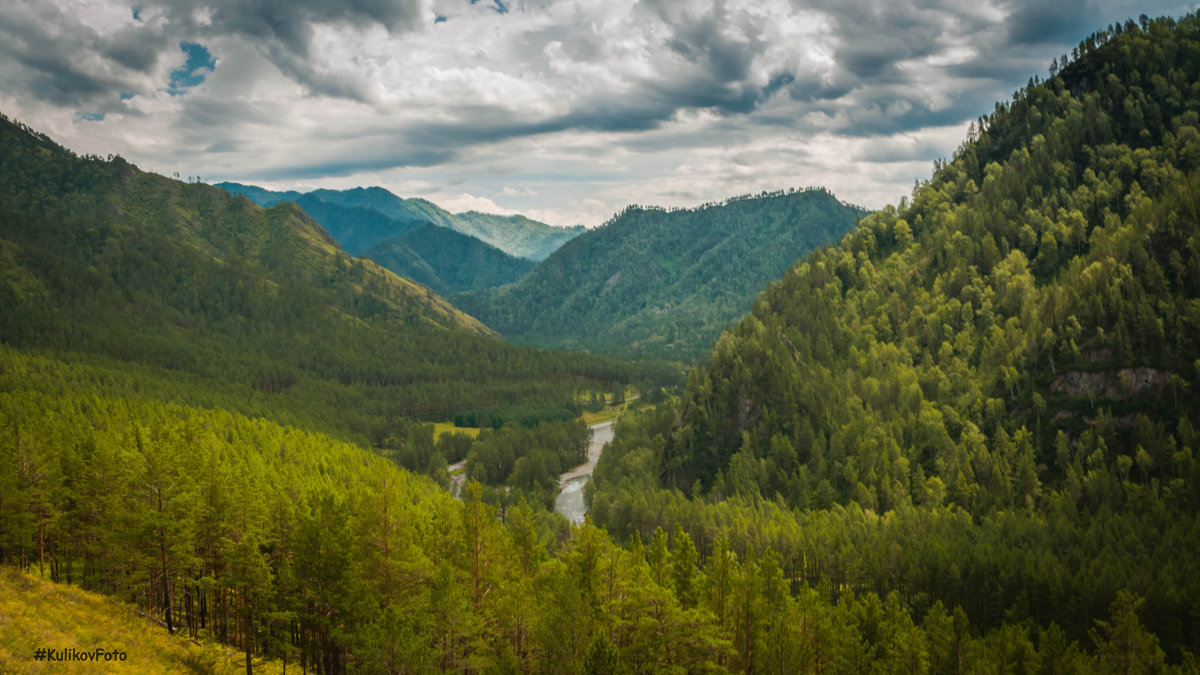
1, 0, 1192, 226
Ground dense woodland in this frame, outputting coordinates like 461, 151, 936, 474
590, 11, 1200, 665
0, 121, 638, 446
363, 223, 535, 296
2, 11, 1200, 675
0, 348, 1180, 673
453, 188, 865, 358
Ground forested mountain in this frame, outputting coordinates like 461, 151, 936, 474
453, 188, 866, 358
589, 12, 1200, 663
449, 210, 585, 261
292, 193, 420, 256
362, 223, 535, 296
0, 115, 633, 444
216, 182, 584, 260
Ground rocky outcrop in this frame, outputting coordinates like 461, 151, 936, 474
1050, 367, 1170, 399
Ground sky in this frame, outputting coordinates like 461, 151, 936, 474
1, 0, 1193, 227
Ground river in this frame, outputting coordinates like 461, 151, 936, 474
554, 421, 615, 524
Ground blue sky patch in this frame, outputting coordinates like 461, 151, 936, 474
79, 111, 105, 122
468, 0, 507, 13
169, 42, 215, 95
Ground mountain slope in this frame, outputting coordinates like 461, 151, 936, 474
216, 183, 583, 260
453, 188, 866, 357
363, 222, 535, 295
292, 193, 419, 255
450, 211, 585, 261
663, 13, 1200, 504
585, 13, 1200, 658
0, 114, 632, 440
216, 180, 301, 207
0, 566, 278, 674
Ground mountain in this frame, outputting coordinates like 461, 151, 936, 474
0, 114, 633, 443
292, 193, 419, 255
450, 211, 585, 261
216, 180, 301, 206
453, 188, 866, 358
215, 182, 584, 260
362, 222, 535, 296
589, 13, 1200, 660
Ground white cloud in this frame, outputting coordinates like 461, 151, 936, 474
0, 0, 1191, 227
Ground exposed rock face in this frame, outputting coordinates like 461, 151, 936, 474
1051, 367, 1170, 399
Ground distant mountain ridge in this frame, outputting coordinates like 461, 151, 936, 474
217, 182, 583, 261
453, 188, 867, 358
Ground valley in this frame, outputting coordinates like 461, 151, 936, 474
2, 10, 1199, 675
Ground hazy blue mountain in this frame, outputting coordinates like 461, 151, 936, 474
292, 193, 420, 256
215, 181, 302, 207
215, 183, 582, 260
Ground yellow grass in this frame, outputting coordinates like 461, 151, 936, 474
0, 567, 283, 675
581, 403, 628, 425
432, 421, 480, 439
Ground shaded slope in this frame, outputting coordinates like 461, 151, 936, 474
363, 222, 535, 295
292, 193, 419, 255
453, 188, 866, 358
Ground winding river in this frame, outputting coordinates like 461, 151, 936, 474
554, 421, 615, 524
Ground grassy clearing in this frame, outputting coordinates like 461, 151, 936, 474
432, 421, 480, 439
581, 403, 628, 425
0, 567, 282, 674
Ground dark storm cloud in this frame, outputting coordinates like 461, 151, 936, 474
2, 0, 1191, 218
256, 148, 456, 180
198, 0, 429, 52
0, 0, 430, 107
1006, 1, 1090, 46
0, 5, 155, 106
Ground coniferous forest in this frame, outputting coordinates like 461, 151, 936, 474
3, 11, 1200, 675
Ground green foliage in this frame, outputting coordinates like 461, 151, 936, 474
0, 115, 635, 443
363, 223, 535, 295
292, 193, 419, 256
1, 348, 1193, 672
454, 188, 866, 358
590, 11, 1200, 665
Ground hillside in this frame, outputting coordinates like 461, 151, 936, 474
0, 567, 281, 674
450, 211, 585, 261
216, 182, 584, 260
589, 12, 1200, 660
453, 188, 866, 358
362, 222, 535, 295
0, 115, 633, 442
293, 193, 419, 255
0, 347, 1165, 674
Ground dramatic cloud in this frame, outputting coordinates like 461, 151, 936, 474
0, 0, 1191, 226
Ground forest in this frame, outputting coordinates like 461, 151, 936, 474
453, 188, 866, 359
589, 10, 1200, 666
2, 10, 1200, 675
